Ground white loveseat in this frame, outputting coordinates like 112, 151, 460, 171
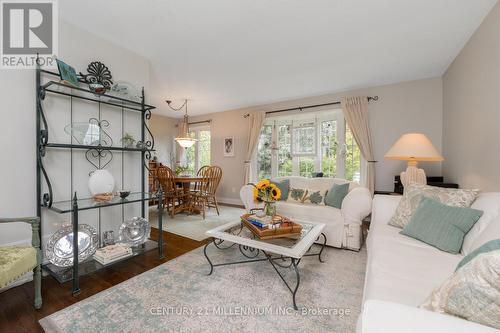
358, 193, 500, 333
240, 176, 372, 251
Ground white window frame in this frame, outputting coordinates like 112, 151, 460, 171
184, 124, 211, 172
256, 109, 363, 182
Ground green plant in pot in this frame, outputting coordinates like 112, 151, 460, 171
175, 165, 192, 176
120, 132, 136, 148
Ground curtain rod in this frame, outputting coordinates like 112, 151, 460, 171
189, 120, 211, 125
260, 96, 379, 116
175, 119, 211, 127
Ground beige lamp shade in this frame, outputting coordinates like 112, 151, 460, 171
384, 133, 443, 162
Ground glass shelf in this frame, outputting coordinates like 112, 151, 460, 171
41, 80, 155, 112
42, 240, 158, 284
45, 143, 155, 152
46, 192, 157, 214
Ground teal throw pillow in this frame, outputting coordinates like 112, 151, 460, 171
324, 183, 350, 209
270, 179, 290, 201
400, 197, 483, 254
456, 239, 500, 271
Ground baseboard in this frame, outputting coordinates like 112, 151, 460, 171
217, 197, 243, 206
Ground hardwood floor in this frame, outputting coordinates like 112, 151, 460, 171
0, 229, 207, 333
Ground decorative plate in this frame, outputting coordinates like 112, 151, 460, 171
64, 118, 113, 146
109, 81, 141, 103
118, 217, 150, 247
45, 224, 99, 267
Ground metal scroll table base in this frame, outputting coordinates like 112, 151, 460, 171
203, 233, 327, 310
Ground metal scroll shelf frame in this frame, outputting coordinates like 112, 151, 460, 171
36, 65, 164, 295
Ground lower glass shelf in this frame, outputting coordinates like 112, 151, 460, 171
42, 240, 158, 284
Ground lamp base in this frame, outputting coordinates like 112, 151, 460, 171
400, 161, 427, 188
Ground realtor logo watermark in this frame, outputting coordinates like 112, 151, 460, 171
1, 0, 58, 69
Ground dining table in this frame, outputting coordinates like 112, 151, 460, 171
172, 175, 207, 215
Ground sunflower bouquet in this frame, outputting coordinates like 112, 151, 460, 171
249, 179, 281, 216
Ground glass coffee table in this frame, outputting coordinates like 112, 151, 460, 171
204, 219, 326, 310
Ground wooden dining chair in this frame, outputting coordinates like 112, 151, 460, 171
192, 165, 210, 192
156, 166, 187, 218
191, 166, 223, 219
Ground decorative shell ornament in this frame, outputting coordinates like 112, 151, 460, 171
79, 61, 113, 90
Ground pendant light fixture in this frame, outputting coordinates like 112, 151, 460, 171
166, 99, 197, 148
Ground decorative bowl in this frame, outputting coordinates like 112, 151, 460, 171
64, 120, 112, 146
109, 81, 141, 103
45, 224, 99, 267
89, 83, 106, 95
118, 217, 150, 247
255, 210, 266, 218
118, 190, 130, 199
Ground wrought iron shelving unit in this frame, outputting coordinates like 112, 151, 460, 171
36, 65, 164, 295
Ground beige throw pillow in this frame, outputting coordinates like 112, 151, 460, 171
421, 250, 500, 330
389, 183, 479, 228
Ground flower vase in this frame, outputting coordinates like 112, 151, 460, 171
264, 201, 276, 217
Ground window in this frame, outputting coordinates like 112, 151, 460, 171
277, 124, 292, 177
292, 123, 316, 156
255, 109, 362, 181
183, 125, 211, 173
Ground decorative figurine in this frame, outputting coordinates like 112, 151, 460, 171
79, 61, 113, 91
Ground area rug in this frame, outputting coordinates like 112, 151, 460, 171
149, 205, 245, 241
40, 245, 367, 333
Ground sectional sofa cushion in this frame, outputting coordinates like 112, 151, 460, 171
421, 250, 500, 330
462, 193, 500, 255
389, 183, 480, 228
364, 222, 462, 307
324, 183, 350, 208
469, 214, 500, 255
400, 197, 483, 254
456, 239, 500, 271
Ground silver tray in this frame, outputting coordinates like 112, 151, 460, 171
118, 217, 150, 247
46, 224, 99, 267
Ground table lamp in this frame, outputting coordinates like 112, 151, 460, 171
384, 133, 443, 187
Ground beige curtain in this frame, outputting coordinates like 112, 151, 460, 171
341, 96, 375, 194
243, 112, 265, 184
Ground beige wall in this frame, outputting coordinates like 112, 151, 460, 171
442, 2, 500, 191
188, 108, 252, 203
150, 114, 177, 167
189, 77, 443, 202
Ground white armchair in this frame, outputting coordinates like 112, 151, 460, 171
240, 177, 372, 250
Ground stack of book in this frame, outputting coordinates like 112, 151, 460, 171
93, 243, 133, 265
246, 215, 273, 229
241, 213, 303, 240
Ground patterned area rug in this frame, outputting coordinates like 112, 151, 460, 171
40, 245, 366, 333
150, 206, 245, 241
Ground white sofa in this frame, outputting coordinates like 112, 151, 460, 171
240, 176, 372, 251
359, 193, 500, 333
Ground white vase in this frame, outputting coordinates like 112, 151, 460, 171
88, 169, 115, 196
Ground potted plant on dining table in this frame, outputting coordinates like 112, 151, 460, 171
250, 179, 281, 216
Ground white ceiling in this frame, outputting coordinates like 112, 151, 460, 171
60, 0, 497, 117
